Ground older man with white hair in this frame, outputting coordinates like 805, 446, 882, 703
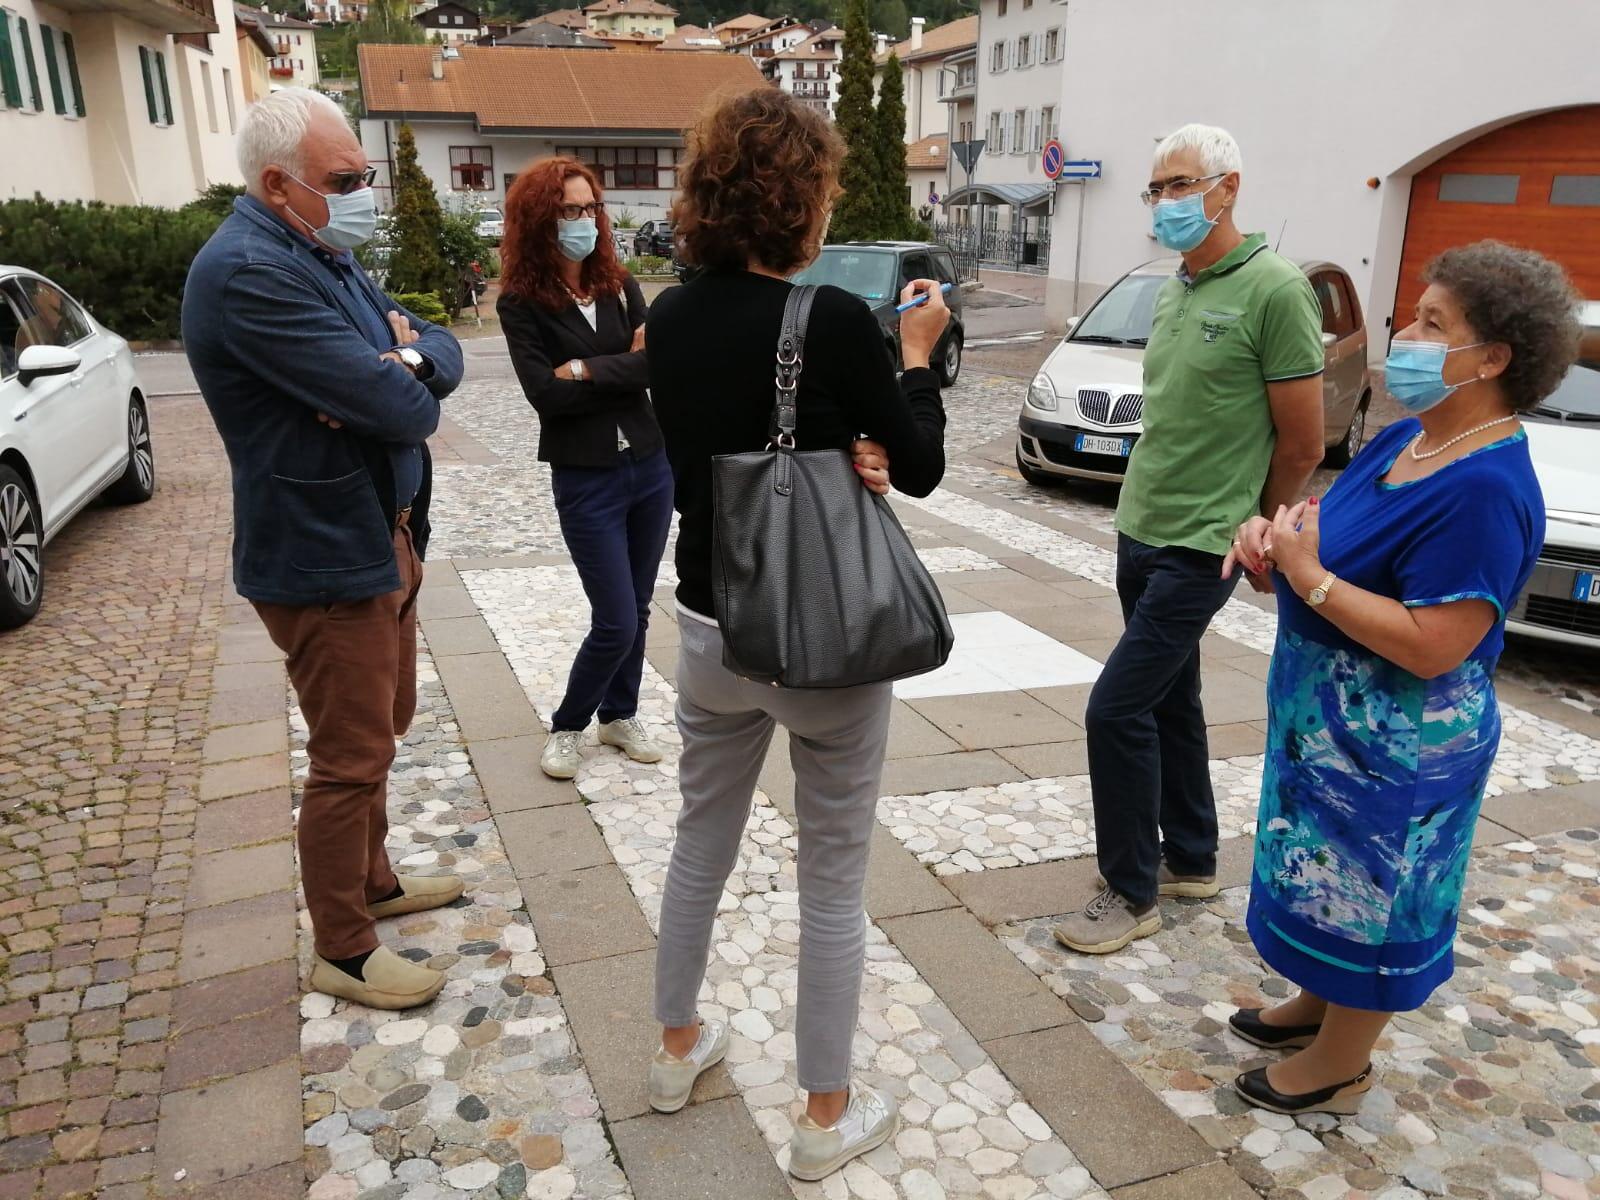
1053, 123, 1326, 956
183, 88, 465, 1008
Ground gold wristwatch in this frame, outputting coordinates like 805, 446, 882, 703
1306, 570, 1337, 607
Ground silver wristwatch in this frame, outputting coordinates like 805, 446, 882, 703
396, 347, 425, 373
571, 359, 587, 382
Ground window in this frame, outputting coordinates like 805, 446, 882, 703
1012, 108, 1027, 155
1311, 272, 1358, 339
1437, 173, 1518, 204
0, 281, 26, 379
899, 251, 933, 287
1551, 175, 1600, 206
1041, 104, 1057, 144
996, 0, 1005, 14
1030, 110, 1044, 153
449, 145, 493, 190
936, 71, 944, 97
989, 39, 1005, 71
13, 16, 42, 111
0, 9, 23, 109
15, 277, 94, 347
138, 45, 173, 125
1042, 26, 1060, 61
987, 110, 1003, 153
553, 146, 681, 190
222, 66, 235, 131
200, 59, 216, 132
1016, 33, 1031, 66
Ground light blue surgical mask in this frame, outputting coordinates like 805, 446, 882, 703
1150, 178, 1222, 252
1383, 339, 1486, 414
287, 174, 377, 251
557, 217, 598, 263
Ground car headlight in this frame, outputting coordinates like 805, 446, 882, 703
1027, 373, 1058, 412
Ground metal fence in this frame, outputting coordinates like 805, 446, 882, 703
930, 221, 1051, 275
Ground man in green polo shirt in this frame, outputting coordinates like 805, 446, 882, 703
1054, 123, 1326, 956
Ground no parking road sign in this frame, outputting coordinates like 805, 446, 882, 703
1041, 139, 1064, 180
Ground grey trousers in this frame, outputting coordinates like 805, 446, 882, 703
654, 612, 894, 1093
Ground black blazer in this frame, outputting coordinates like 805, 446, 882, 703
498, 274, 662, 467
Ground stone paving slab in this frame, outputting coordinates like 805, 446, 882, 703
434, 651, 546, 742
983, 1024, 1217, 1190
200, 720, 288, 764
501, 805, 618, 878
879, 750, 1026, 796
611, 1097, 794, 1200
1108, 1161, 1260, 1200
154, 1060, 302, 1189
197, 753, 289, 802
422, 614, 503, 658
879, 909, 1067, 1043
1482, 779, 1600, 838
192, 787, 291, 854
552, 950, 735, 1124
185, 841, 295, 909
468, 733, 578, 814
176, 891, 297, 984
863, 826, 962, 922
908, 691, 1085, 752
996, 740, 1092, 780
524, 866, 659, 967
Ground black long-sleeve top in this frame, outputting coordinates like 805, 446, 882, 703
647, 269, 947, 617
498, 273, 662, 466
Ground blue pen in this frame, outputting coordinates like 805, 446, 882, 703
894, 281, 954, 313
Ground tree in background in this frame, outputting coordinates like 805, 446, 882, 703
827, 0, 879, 243
868, 0, 909, 41
318, 0, 426, 80
384, 124, 457, 311
871, 54, 918, 239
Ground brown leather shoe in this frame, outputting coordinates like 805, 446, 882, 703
307, 945, 445, 1010
368, 873, 465, 919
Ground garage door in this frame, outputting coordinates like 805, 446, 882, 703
1393, 105, 1600, 331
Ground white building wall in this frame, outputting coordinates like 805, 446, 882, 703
971, 0, 1063, 196
0, 0, 96, 200
1043, 0, 1600, 336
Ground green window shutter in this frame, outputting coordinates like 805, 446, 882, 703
0, 16, 23, 109
138, 44, 158, 123
40, 24, 63, 114
62, 32, 83, 115
154, 49, 170, 124
18, 18, 40, 110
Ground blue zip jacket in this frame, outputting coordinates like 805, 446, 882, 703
182, 197, 463, 605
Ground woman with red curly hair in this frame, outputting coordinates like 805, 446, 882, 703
497, 157, 672, 780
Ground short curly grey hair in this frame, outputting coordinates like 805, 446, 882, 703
1422, 240, 1581, 413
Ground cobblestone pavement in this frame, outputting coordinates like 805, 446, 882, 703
0, 396, 233, 1199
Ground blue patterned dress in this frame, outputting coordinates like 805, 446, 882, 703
1246, 418, 1544, 1011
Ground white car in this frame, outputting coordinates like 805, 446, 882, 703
0, 267, 154, 629
1507, 323, 1600, 649
1017, 256, 1371, 484
474, 208, 504, 244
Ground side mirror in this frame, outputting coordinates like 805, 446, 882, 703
18, 344, 81, 387
1065, 316, 1080, 330
1320, 331, 1338, 349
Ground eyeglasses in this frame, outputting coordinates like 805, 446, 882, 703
326, 166, 378, 195
557, 202, 606, 221
1138, 173, 1225, 207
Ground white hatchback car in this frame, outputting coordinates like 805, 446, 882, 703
1507, 310, 1600, 649
0, 267, 154, 629
1017, 255, 1371, 484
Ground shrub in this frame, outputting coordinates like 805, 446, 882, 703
624, 255, 671, 275
0, 195, 223, 341
392, 291, 449, 325
181, 183, 245, 219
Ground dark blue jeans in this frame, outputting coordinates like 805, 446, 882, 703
550, 448, 675, 733
1086, 534, 1242, 908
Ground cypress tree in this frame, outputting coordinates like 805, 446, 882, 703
827, 0, 879, 244
385, 123, 455, 307
872, 53, 916, 238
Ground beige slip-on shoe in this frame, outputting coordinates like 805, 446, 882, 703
368, 873, 466, 920
308, 945, 446, 1010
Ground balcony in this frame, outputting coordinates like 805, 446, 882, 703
270, 64, 294, 77
48, 0, 216, 32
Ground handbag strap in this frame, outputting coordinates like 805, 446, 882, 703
772, 284, 818, 449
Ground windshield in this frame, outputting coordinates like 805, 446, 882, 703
1531, 360, 1600, 421
1071, 271, 1167, 345
476, 210, 501, 222
791, 249, 897, 303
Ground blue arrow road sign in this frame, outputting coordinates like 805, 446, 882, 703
1058, 159, 1102, 179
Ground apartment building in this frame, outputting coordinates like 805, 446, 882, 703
231, 2, 274, 102
964, 0, 1062, 234
766, 24, 841, 117
724, 13, 807, 62
582, 0, 675, 40
251, 5, 318, 89
414, 0, 481, 44
0, 0, 247, 204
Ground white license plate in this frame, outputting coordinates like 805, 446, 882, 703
1075, 433, 1130, 457
1575, 572, 1600, 604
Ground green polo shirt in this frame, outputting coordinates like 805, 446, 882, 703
1115, 233, 1324, 557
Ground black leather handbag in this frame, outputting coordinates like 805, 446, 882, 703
709, 285, 955, 689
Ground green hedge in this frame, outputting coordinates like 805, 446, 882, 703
0, 195, 225, 342
393, 291, 448, 325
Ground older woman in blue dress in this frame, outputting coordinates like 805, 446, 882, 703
1220, 241, 1580, 1116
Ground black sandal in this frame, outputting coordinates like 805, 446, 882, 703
1234, 1064, 1373, 1116
1228, 1007, 1321, 1050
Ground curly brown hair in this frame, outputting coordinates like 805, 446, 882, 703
673, 86, 844, 275
1422, 240, 1582, 413
500, 157, 629, 311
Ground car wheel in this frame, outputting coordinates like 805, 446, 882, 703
938, 332, 963, 387
105, 396, 156, 504
1015, 447, 1054, 487
1324, 394, 1368, 469
0, 464, 43, 629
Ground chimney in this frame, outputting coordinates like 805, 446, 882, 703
910, 16, 924, 51
429, 46, 444, 78
873, 31, 887, 55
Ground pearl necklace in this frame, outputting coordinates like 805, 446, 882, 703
1409, 415, 1516, 461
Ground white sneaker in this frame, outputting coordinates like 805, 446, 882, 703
540, 730, 584, 780
648, 1019, 729, 1113
788, 1082, 899, 1181
598, 716, 664, 764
